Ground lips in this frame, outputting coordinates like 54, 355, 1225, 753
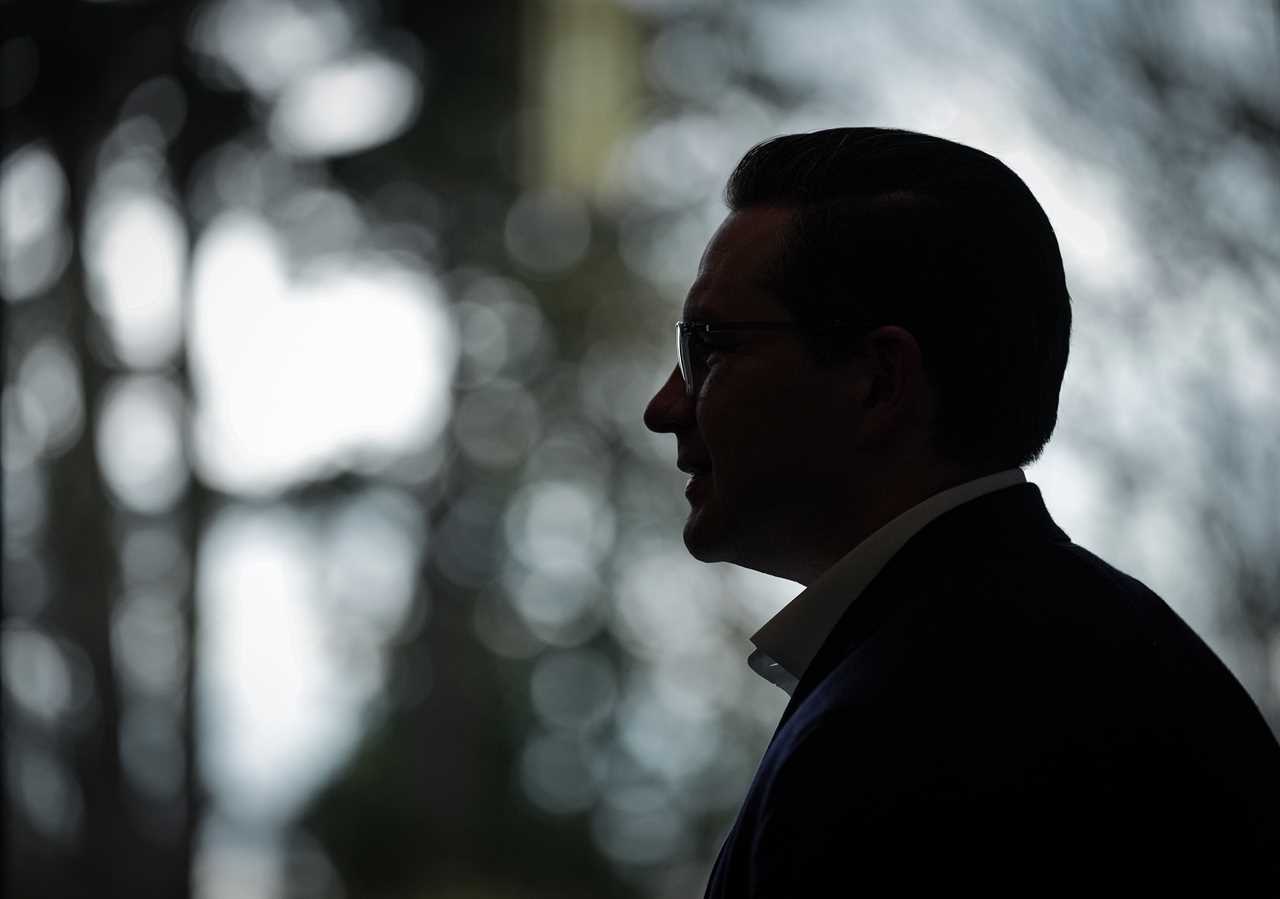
684, 471, 710, 502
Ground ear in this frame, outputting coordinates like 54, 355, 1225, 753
850, 325, 931, 448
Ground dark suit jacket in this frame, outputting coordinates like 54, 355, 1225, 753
704, 483, 1280, 895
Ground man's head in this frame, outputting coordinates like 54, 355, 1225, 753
643, 127, 1071, 583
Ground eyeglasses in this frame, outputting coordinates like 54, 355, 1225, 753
675, 319, 868, 398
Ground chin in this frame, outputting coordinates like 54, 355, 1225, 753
683, 538, 730, 565
682, 524, 722, 562
682, 508, 731, 563
683, 502, 756, 567
683, 499, 795, 578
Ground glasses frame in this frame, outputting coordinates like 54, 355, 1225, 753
675, 319, 868, 398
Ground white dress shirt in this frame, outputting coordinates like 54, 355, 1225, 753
747, 468, 1027, 695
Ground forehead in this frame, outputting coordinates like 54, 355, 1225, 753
683, 207, 794, 321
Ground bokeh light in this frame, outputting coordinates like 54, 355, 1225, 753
10, 334, 84, 463
189, 211, 458, 495
96, 374, 189, 514
0, 143, 72, 302
8, 2, 1279, 897
269, 52, 421, 158
83, 189, 187, 369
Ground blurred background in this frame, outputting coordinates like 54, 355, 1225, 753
2, 0, 1277, 896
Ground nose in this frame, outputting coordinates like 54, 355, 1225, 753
643, 364, 693, 434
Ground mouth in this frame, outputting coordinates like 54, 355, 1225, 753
684, 471, 711, 502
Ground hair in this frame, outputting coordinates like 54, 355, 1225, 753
724, 127, 1072, 472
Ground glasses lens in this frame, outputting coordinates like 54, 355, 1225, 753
676, 323, 692, 395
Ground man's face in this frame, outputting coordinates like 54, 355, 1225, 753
643, 207, 869, 580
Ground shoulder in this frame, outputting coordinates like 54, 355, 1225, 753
793, 536, 1279, 809
776, 532, 1280, 790
977, 540, 1265, 724
734, 534, 1280, 890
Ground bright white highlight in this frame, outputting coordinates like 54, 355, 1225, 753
189, 211, 457, 496
197, 507, 365, 824
190, 0, 353, 98
84, 191, 187, 368
269, 53, 421, 158
196, 493, 421, 825
95, 374, 189, 514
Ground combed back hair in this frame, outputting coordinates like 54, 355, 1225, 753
724, 127, 1072, 471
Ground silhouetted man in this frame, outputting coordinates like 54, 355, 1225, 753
643, 128, 1280, 894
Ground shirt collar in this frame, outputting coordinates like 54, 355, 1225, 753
747, 468, 1027, 694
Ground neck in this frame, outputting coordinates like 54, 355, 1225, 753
766, 458, 993, 586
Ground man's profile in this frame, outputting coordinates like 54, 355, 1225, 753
642, 128, 1280, 893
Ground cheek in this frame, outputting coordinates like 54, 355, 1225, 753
698, 395, 798, 472
694, 356, 832, 458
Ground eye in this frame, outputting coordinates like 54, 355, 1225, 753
691, 338, 733, 371
695, 333, 738, 354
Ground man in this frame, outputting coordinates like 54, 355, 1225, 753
642, 128, 1280, 893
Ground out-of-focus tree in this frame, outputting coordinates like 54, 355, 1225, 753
293, 5, 649, 897
7, 2, 1276, 899
975, 0, 1280, 724
4, 1, 243, 895
5, 0, 646, 895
